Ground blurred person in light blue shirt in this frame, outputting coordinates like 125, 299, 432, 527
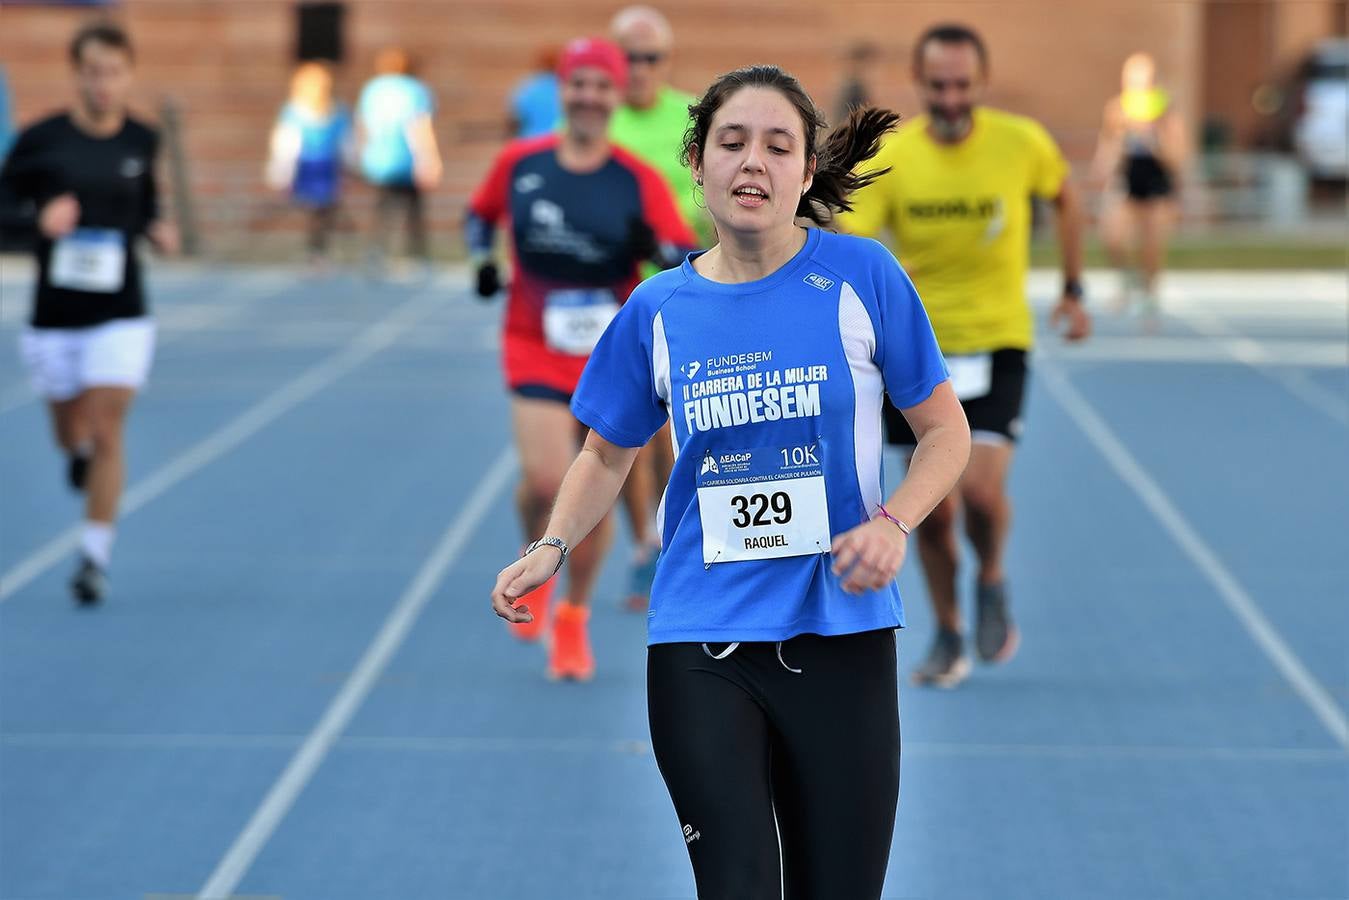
509, 45, 561, 138
356, 47, 441, 270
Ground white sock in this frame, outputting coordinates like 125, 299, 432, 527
81, 521, 115, 569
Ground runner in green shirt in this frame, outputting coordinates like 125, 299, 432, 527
609, 7, 704, 243
607, 6, 706, 610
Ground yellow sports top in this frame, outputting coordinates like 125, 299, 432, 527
837, 107, 1069, 353
1121, 86, 1170, 124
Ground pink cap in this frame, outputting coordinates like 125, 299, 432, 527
557, 37, 628, 90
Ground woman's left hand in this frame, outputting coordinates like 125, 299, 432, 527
830, 518, 908, 595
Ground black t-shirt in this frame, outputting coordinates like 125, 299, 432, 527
0, 113, 160, 328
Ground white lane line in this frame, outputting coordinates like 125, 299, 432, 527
0, 275, 296, 415
1168, 287, 1348, 426
0, 292, 435, 602
195, 447, 517, 900
1038, 336, 1348, 369
1038, 360, 1349, 750
2, 731, 1343, 763
903, 741, 1348, 763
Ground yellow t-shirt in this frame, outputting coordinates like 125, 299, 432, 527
837, 107, 1068, 353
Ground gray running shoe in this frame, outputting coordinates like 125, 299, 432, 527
975, 581, 1020, 664
70, 556, 106, 606
910, 629, 970, 688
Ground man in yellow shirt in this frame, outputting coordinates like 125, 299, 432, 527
840, 23, 1091, 688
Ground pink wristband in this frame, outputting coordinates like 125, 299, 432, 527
875, 505, 911, 536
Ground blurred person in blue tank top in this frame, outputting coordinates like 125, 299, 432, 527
265, 62, 351, 269
357, 47, 442, 275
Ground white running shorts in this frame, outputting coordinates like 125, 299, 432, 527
19, 317, 157, 402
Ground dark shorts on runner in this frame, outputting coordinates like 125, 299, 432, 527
648, 629, 900, 900
511, 383, 572, 404
885, 348, 1027, 446
1124, 154, 1174, 201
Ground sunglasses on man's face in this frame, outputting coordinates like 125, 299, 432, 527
626, 51, 666, 66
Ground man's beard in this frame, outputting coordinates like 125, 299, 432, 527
928, 107, 972, 141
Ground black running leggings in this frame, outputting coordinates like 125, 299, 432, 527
647, 629, 901, 900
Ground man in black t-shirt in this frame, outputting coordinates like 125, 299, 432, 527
0, 22, 178, 604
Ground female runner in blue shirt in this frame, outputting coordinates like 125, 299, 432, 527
490, 65, 971, 899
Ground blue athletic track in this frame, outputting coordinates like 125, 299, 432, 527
2, 261, 1345, 900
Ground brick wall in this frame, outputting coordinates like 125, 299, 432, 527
0, 0, 1339, 256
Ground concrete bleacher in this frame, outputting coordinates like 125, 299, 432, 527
1, 0, 1206, 259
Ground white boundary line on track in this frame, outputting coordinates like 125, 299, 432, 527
1037, 359, 1349, 750
1167, 286, 1349, 426
194, 447, 518, 900
2, 732, 1342, 763
0, 291, 436, 602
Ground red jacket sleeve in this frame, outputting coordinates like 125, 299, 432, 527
468, 144, 516, 223
622, 149, 698, 249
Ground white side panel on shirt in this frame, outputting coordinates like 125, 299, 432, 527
652, 310, 673, 542
839, 281, 884, 516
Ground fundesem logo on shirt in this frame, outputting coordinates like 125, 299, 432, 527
803, 273, 834, 291
681, 360, 702, 379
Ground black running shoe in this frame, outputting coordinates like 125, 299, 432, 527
910, 628, 970, 688
67, 453, 90, 492
975, 581, 1020, 663
70, 556, 106, 606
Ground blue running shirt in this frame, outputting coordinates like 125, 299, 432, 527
358, 74, 433, 185
572, 228, 948, 644
510, 72, 561, 139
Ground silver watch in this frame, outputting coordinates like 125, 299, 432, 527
525, 536, 570, 576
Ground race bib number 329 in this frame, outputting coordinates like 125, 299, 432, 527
696, 443, 831, 566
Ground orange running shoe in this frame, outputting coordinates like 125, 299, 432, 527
547, 601, 595, 681
507, 576, 554, 643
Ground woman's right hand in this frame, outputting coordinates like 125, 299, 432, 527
38, 194, 80, 240
490, 546, 563, 623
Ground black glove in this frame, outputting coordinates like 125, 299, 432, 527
474, 261, 501, 299
626, 217, 658, 264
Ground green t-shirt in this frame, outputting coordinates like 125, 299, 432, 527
610, 86, 708, 244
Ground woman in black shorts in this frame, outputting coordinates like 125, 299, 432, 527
1091, 52, 1189, 328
